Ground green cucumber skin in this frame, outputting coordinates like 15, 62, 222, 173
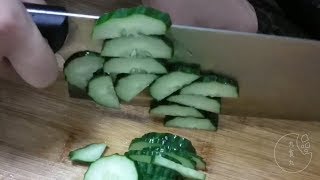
96, 6, 171, 27
141, 133, 196, 153
129, 133, 196, 153
166, 62, 201, 75
68, 143, 108, 163
101, 36, 173, 59
201, 72, 238, 87
68, 83, 90, 99
93, 6, 172, 39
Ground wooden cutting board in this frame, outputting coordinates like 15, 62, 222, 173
0, 1, 319, 179
1, 74, 320, 180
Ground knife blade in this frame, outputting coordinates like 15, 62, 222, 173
25, 3, 320, 121
27, 7, 100, 20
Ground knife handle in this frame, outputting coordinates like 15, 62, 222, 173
24, 3, 69, 52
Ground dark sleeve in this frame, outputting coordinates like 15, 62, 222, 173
275, 0, 320, 39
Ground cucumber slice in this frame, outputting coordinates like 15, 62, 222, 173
129, 132, 196, 153
153, 155, 206, 180
126, 148, 196, 169
115, 74, 158, 102
135, 162, 181, 180
84, 154, 138, 180
88, 75, 120, 108
190, 155, 207, 171
64, 51, 105, 90
104, 58, 167, 74
150, 63, 200, 101
167, 95, 221, 113
150, 101, 204, 118
125, 150, 180, 164
181, 73, 239, 98
165, 113, 219, 131
101, 36, 173, 59
69, 143, 108, 163
92, 6, 172, 39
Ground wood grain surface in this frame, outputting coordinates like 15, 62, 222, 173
0, 75, 320, 180
0, 1, 320, 180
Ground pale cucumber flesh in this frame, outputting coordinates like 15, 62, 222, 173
153, 155, 206, 180
84, 155, 138, 180
64, 56, 104, 90
167, 94, 221, 113
69, 143, 107, 163
150, 104, 204, 118
116, 74, 158, 102
104, 58, 167, 74
101, 36, 172, 59
165, 117, 217, 131
181, 82, 239, 98
88, 76, 120, 108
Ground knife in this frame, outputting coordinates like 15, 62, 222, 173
25, 3, 320, 121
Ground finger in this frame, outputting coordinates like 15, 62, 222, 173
142, 0, 258, 33
0, 0, 58, 88
22, 0, 46, 4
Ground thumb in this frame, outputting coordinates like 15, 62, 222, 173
2, 0, 58, 88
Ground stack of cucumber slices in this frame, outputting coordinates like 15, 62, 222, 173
69, 132, 207, 180
63, 6, 239, 131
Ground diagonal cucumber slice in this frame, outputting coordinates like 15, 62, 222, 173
93, 6, 172, 39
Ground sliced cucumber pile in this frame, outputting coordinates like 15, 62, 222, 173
64, 5, 240, 132
126, 132, 206, 179
69, 143, 108, 163
69, 132, 206, 180
92, 6, 172, 39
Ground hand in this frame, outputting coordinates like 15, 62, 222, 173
0, 0, 58, 88
142, 0, 258, 33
